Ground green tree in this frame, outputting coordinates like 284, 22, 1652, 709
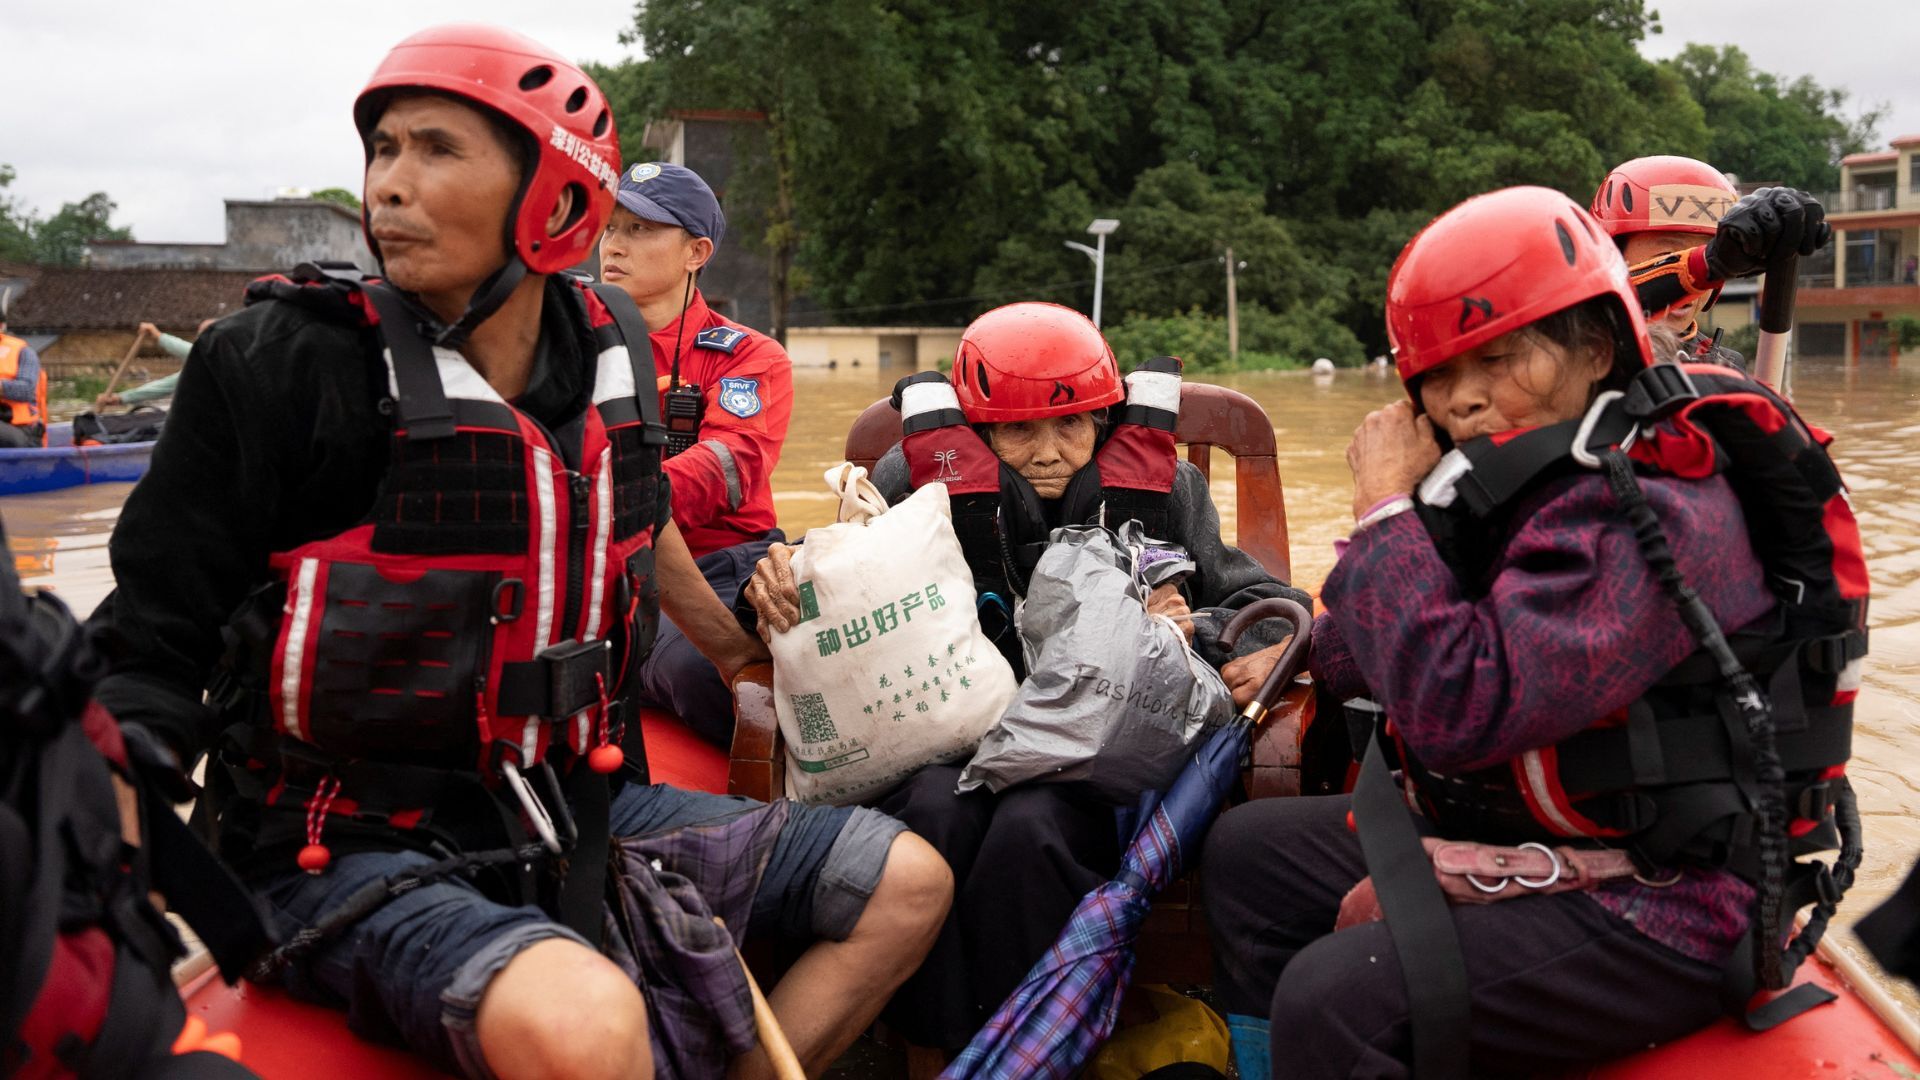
624, 0, 920, 342
310, 187, 361, 212
33, 192, 132, 268
1664, 44, 1882, 191
0, 165, 37, 264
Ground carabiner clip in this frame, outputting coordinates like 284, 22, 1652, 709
501, 759, 563, 854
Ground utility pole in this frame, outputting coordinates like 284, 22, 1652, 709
1225, 245, 1239, 362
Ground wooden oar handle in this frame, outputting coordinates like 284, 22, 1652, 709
714, 917, 807, 1080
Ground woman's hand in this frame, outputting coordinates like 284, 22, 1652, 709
1221, 640, 1290, 709
742, 542, 803, 637
1147, 583, 1194, 642
1347, 400, 1441, 521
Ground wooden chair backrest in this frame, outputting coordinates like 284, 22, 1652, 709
842, 382, 1292, 581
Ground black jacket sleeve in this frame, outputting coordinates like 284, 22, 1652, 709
1165, 461, 1311, 667
88, 308, 382, 765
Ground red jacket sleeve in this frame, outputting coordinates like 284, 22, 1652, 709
662, 335, 793, 532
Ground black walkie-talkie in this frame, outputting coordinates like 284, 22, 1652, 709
663, 382, 704, 457
661, 276, 705, 458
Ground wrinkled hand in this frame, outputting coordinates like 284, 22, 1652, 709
743, 542, 803, 637
1222, 641, 1291, 709
1346, 400, 1441, 521
1147, 583, 1194, 642
1705, 187, 1831, 280
94, 391, 122, 410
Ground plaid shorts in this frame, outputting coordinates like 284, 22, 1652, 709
257, 782, 905, 1077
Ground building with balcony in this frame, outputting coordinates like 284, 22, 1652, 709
1795, 135, 1920, 365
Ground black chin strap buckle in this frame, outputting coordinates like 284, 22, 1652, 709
1624, 362, 1702, 423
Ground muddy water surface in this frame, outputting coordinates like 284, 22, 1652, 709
10, 360, 1920, 1007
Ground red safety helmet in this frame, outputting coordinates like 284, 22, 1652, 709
1590, 156, 1737, 241
951, 302, 1125, 423
354, 25, 620, 275
1386, 186, 1654, 389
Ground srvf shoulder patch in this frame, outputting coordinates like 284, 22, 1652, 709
695, 326, 748, 354
718, 377, 762, 418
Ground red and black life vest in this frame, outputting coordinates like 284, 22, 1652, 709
216, 264, 666, 873
1404, 362, 1865, 864
1394, 362, 1867, 992
892, 356, 1183, 604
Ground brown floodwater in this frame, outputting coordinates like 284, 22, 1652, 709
9, 360, 1920, 1008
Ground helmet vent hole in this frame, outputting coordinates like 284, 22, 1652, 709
519, 65, 555, 92
565, 86, 589, 114
551, 183, 589, 238
977, 363, 991, 398
1605, 180, 1614, 207
593, 108, 611, 138
1555, 221, 1577, 266
1621, 185, 1634, 213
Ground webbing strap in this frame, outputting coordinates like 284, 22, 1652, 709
144, 795, 277, 982
1352, 733, 1471, 1080
555, 764, 612, 943
588, 283, 666, 438
361, 283, 456, 442
1450, 405, 1635, 519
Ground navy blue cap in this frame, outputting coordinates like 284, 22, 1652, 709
614, 162, 726, 249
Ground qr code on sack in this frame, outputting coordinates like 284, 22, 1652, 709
791, 692, 839, 744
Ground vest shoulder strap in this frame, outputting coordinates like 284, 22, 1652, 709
586, 282, 664, 435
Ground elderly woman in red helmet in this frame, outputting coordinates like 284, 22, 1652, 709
745, 301, 1310, 1050
1198, 186, 1864, 1078
1591, 155, 1830, 368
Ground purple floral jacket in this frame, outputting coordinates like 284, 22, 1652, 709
1314, 470, 1774, 965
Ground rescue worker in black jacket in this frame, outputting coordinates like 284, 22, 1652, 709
86, 26, 949, 1080
743, 302, 1310, 1050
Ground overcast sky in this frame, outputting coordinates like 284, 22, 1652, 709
5, 0, 1915, 244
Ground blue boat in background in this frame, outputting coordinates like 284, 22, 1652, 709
0, 422, 155, 497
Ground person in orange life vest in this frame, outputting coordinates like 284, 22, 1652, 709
0, 298, 49, 449
1590, 156, 1830, 369
86, 26, 949, 1080
599, 161, 794, 746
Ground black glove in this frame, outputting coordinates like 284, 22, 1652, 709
1704, 187, 1832, 279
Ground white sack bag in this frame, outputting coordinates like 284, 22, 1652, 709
771, 463, 1018, 805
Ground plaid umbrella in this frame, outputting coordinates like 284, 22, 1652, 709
942, 597, 1313, 1080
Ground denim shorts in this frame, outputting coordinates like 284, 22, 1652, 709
257, 782, 905, 1077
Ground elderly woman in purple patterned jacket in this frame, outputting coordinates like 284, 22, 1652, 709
1197, 185, 1864, 1079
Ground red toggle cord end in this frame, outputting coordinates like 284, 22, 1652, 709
297, 843, 333, 874
588, 744, 625, 774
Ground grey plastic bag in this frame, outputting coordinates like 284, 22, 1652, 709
956, 525, 1234, 802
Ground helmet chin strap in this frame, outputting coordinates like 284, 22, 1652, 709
432, 257, 530, 351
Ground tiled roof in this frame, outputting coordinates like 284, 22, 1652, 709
6, 267, 261, 331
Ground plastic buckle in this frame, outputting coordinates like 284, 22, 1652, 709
538, 639, 611, 717
1796, 781, 1834, 821
1625, 362, 1701, 422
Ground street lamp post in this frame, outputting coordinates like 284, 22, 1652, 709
1064, 218, 1121, 329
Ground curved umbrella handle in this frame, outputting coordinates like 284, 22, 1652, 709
1217, 596, 1314, 723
